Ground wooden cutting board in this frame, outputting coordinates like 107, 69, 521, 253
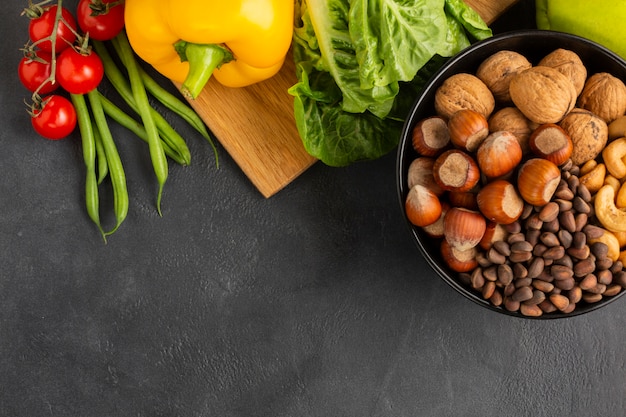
178, 0, 520, 198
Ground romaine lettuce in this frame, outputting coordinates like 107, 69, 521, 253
289, 0, 492, 166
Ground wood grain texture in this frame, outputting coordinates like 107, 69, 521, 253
178, 0, 519, 198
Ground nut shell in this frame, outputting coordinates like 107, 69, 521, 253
476, 131, 523, 179
422, 202, 449, 238
476, 50, 532, 102
405, 184, 442, 227
412, 116, 450, 156
578, 72, 626, 123
448, 109, 489, 152
509, 66, 577, 124
516, 158, 561, 206
538, 48, 587, 96
434, 73, 495, 120
488, 107, 537, 154
433, 149, 481, 192
476, 179, 524, 224
528, 123, 573, 166
406, 157, 445, 196
559, 108, 608, 165
440, 239, 478, 273
443, 207, 487, 251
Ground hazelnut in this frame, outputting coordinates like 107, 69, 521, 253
432, 149, 480, 192
448, 191, 479, 210
476, 131, 522, 179
479, 221, 509, 251
516, 158, 561, 206
538, 48, 587, 96
434, 73, 495, 120
476, 50, 532, 102
412, 116, 450, 156
405, 184, 442, 227
528, 123, 573, 166
443, 207, 487, 251
476, 179, 524, 224
559, 108, 608, 165
422, 202, 449, 239
578, 72, 626, 123
509, 66, 577, 124
448, 109, 489, 152
440, 239, 478, 273
406, 157, 445, 196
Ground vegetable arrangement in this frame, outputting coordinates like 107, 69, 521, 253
288, 0, 492, 167
18, 0, 217, 242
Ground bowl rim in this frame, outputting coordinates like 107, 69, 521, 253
396, 29, 626, 319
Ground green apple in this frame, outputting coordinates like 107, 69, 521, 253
536, 0, 626, 59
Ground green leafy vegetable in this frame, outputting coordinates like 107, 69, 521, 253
289, 0, 492, 166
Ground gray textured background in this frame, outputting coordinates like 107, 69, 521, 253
2, 1, 625, 416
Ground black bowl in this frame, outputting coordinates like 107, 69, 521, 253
397, 30, 626, 319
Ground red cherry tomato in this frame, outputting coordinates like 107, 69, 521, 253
31, 95, 77, 140
56, 47, 104, 95
76, 0, 125, 41
17, 50, 58, 94
28, 5, 78, 53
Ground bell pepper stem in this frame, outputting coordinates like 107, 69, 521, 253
175, 41, 233, 99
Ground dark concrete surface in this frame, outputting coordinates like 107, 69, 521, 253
1, 1, 625, 416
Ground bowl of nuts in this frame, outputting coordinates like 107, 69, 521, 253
397, 30, 626, 318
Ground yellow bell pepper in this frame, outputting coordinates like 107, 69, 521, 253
124, 0, 294, 98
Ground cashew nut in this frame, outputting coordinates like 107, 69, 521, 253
609, 115, 626, 140
602, 137, 626, 179
617, 181, 626, 208
603, 174, 621, 194
588, 228, 621, 262
579, 159, 598, 176
594, 184, 626, 232
613, 230, 626, 248
579, 162, 606, 193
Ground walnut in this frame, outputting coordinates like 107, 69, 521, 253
509, 66, 577, 124
488, 107, 537, 154
476, 50, 532, 103
434, 73, 495, 120
559, 108, 608, 165
538, 48, 587, 96
578, 72, 626, 123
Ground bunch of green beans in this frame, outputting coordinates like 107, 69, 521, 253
70, 31, 218, 242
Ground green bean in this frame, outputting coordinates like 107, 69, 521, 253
137, 64, 219, 165
93, 125, 109, 185
92, 40, 191, 166
87, 89, 129, 236
70, 93, 106, 242
97, 91, 187, 166
113, 33, 168, 215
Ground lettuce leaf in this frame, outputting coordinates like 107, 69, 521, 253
289, 0, 492, 167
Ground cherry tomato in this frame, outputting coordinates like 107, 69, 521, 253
31, 95, 77, 140
56, 47, 104, 95
28, 5, 78, 53
76, 0, 125, 41
17, 50, 58, 94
